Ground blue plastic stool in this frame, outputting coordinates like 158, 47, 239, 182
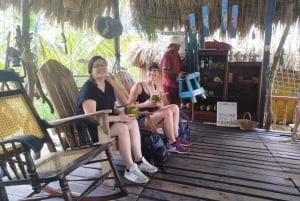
177, 72, 206, 102
177, 72, 207, 121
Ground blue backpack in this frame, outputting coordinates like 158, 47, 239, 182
178, 110, 191, 139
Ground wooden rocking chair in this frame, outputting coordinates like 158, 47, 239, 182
38, 60, 120, 186
0, 70, 127, 200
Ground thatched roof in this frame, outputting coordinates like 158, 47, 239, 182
127, 38, 187, 68
0, 0, 114, 29
1, 0, 299, 39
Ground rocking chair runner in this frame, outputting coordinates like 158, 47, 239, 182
0, 70, 127, 200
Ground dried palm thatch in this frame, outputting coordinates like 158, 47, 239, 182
127, 41, 164, 67
127, 36, 186, 68
0, 0, 299, 39
0, 0, 114, 30
130, 0, 300, 39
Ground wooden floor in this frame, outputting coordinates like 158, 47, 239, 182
6, 122, 300, 201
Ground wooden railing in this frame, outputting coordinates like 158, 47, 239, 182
271, 96, 298, 126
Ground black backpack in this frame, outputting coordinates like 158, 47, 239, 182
140, 129, 169, 172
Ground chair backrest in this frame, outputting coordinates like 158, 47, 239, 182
39, 60, 78, 118
38, 60, 83, 148
0, 70, 56, 152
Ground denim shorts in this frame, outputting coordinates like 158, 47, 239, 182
137, 115, 146, 128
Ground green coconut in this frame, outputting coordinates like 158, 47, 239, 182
149, 94, 160, 102
125, 106, 139, 116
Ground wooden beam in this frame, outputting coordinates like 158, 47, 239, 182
258, 0, 276, 127
113, 0, 121, 72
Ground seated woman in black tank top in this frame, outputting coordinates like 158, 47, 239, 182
128, 62, 191, 154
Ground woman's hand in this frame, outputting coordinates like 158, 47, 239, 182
143, 100, 160, 108
118, 113, 136, 122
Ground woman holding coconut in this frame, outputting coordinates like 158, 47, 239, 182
76, 55, 157, 184
128, 62, 191, 154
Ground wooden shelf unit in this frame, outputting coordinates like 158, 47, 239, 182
227, 61, 262, 121
182, 50, 262, 123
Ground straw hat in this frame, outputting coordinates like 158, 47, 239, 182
94, 16, 123, 39
168, 35, 184, 47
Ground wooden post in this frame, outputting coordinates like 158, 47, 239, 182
21, 0, 36, 100
263, 0, 294, 129
258, 0, 275, 128
21, 0, 30, 50
113, 0, 121, 72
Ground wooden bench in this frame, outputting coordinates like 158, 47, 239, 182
0, 70, 127, 200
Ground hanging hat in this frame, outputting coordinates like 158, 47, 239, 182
168, 35, 184, 47
95, 16, 123, 39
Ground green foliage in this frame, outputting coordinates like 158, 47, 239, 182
35, 27, 142, 74
0, 8, 143, 117
33, 97, 57, 120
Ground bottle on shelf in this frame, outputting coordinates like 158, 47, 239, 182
200, 57, 205, 69
208, 57, 213, 69
205, 57, 209, 68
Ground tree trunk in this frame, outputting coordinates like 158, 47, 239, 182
264, 0, 294, 129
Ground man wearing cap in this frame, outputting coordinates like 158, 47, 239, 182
160, 35, 186, 105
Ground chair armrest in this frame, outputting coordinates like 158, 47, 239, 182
47, 110, 112, 143
46, 110, 112, 128
0, 135, 44, 153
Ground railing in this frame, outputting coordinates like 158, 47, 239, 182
272, 96, 298, 126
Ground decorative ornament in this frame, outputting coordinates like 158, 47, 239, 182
95, 16, 123, 39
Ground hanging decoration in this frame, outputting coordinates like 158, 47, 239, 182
94, 16, 123, 39
230, 5, 239, 38
221, 0, 228, 34
201, 6, 210, 37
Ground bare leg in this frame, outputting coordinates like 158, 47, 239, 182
110, 122, 135, 168
163, 104, 180, 138
125, 119, 143, 162
146, 108, 176, 144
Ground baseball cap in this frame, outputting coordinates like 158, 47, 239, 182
146, 62, 159, 70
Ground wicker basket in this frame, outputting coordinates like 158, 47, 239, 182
236, 112, 258, 130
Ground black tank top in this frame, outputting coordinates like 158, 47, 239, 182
136, 83, 150, 103
136, 82, 157, 112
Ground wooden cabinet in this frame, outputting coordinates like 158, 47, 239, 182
227, 62, 262, 121
182, 50, 262, 123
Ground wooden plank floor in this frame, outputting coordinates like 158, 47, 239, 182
6, 122, 300, 201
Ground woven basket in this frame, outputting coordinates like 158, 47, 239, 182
236, 112, 258, 130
